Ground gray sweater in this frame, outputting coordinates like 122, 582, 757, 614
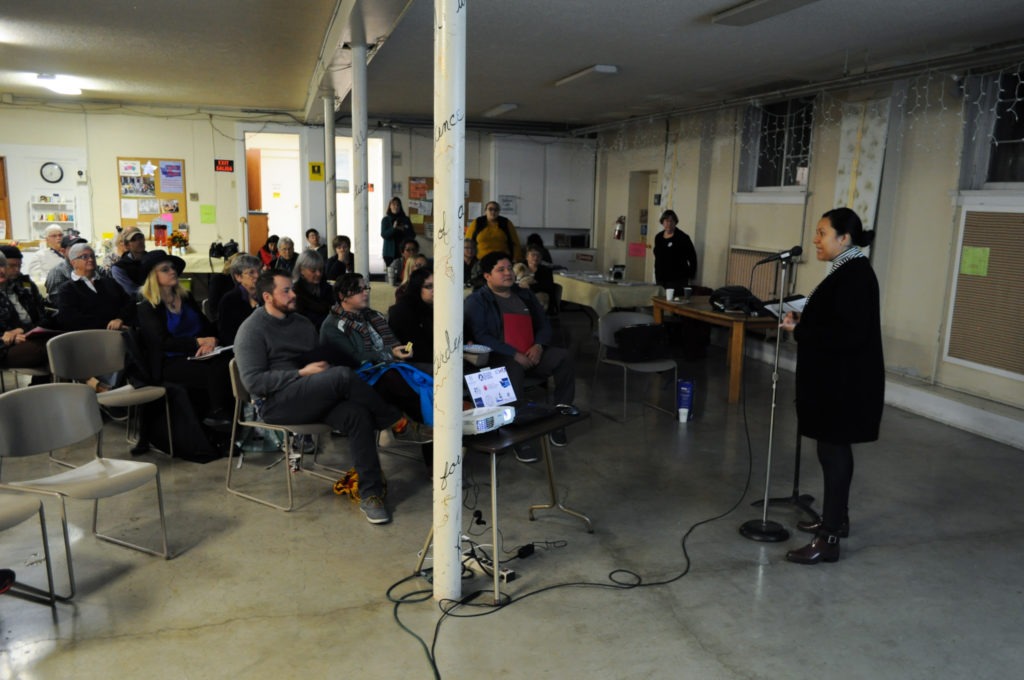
234, 307, 321, 399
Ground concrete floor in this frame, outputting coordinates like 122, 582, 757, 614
2, 318, 1023, 679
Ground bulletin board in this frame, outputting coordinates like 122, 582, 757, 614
117, 157, 189, 243
407, 177, 483, 237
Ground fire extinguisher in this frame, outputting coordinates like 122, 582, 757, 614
613, 216, 625, 241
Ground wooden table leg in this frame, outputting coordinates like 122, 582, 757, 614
652, 301, 664, 324
727, 319, 746, 404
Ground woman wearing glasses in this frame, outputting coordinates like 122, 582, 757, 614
467, 201, 522, 261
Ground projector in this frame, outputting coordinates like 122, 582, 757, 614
462, 406, 515, 436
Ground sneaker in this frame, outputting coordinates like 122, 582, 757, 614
514, 440, 540, 463
548, 428, 568, 447
360, 495, 392, 524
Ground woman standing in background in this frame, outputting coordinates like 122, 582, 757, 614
381, 197, 414, 268
652, 209, 698, 290
780, 207, 884, 565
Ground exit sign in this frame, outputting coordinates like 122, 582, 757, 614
214, 159, 234, 172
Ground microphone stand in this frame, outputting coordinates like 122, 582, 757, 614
739, 257, 793, 542
753, 433, 820, 521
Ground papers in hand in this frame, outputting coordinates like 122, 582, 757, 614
763, 296, 807, 318
188, 345, 233, 360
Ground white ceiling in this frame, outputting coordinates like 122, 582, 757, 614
2, 0, 1024, 131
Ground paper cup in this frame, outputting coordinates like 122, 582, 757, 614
665, 288, 675, 301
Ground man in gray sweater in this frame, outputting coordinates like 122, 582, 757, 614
234, 271, 402, 524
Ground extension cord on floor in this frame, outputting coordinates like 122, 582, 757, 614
462, 549, 516, 583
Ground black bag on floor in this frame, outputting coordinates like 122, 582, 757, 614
612, 323, 670, 362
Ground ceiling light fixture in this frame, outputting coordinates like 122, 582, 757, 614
554, 64, 618, 88
711, 0, 822, 26
482, 103, 519, 118
37, 73, 81, 96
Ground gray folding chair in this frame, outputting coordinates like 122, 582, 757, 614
0, 383, 170, 600
591, 311, 678, 422
47, 329, 173, 458
0, 366, 50, 392
0, 491, 57, 605
226, 359, 335, 511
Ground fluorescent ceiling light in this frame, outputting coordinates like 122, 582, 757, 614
712, 0, 822, 26
37, 73, 81, 96
482, 103, 518, 118
555, 64, 618, 88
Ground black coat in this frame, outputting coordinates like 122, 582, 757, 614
137, 296, 215, 382
56, 277, 136, 330
794, 257, 884, 444
388, 296, 433, 363
216, 285, 257, 347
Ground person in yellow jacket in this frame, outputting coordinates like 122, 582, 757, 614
466, 201, 522, 261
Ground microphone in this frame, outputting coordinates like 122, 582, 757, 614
755, 245, 803, 265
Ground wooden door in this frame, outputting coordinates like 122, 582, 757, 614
0, 158, 11, 239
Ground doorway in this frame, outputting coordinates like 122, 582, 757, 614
624, 170, 657, 281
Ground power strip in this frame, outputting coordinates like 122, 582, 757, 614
462, 550, 516, 583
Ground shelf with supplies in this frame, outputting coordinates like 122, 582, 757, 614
29, 193, 76, 232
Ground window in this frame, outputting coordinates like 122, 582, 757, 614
987, 73, 1024, 183
738, 97, 814, 191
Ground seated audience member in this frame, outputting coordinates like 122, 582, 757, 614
464, 251, 575, 459
55, 243, 135, 331
216, 254, 262, 346
234, 271, 403, 524
395, 252, 429, 301
136, 250, 232, 428
258, 234, 279, 269
396, 238, 419, 284
101, 227, 127, 269
293, 250, 333, 329
525, 233, 553, 264
388, 267, 434, 368
28, 225, 66, 283
0, 250, 50, 378
305, 228, 328, 259
467, 201, 522, 261
1, 246, 49, 328
111, 227, 148, 296
521, 242, 558, 314
44, 236, 89, 306
270, 236, 298, 275
325, 235, 352, 281
463, 238, 483, 288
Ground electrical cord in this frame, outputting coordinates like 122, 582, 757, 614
387, 336, 762, 676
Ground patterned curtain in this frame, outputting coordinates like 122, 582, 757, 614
832, 97, 891, 231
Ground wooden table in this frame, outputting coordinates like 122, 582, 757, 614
555, 273, 663, 318
651, 295, 777, 404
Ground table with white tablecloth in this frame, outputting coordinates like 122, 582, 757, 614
554, 272, 663, 317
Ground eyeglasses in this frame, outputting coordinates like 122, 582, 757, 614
357, 285, 371, 292
73, 254, 96, 260
403, 247, 417, 253
155, 265, 176, 273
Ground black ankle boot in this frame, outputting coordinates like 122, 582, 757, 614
797, 517, 849, 537
786, 534, 840, 565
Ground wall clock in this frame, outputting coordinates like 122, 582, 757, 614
40, 161, 64, 184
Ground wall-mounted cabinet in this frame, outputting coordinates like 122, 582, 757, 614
490, 138, 596, 232
29, 194, 76, 233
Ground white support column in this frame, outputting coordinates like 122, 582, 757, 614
431, 0, 467, 602
323, 92, 337, 245
351, 41, 370, 277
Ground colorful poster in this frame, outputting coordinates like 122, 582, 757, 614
160, 161, 184, 193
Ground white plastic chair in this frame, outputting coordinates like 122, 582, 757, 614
591, 311, 678, 421
47, 329, 174, 458
226, 359, 335, 511
0, 383, 169, 600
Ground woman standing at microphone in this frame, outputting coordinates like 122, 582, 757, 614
780, 208, 884, 565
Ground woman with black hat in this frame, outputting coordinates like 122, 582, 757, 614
136, 250, 233, 443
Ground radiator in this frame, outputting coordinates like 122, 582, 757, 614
725, 247, 780, 300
